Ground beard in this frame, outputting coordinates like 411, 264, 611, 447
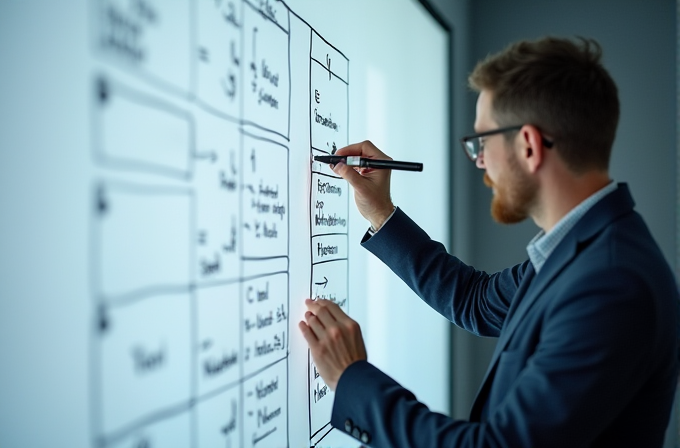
483, 153, 538, 224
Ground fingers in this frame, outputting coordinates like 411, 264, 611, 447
305, 298, 351, 325
331, 160, 365, 188
335, 140, 389, 159
298, 321, 319, 347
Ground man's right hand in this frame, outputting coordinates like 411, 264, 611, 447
331, 141, 395, 231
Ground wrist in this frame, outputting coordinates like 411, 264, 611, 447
369, 204, 396, 232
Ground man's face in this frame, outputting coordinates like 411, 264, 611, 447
475, 91, 538, 224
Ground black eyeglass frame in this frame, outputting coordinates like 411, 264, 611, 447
460, 125, 554, 162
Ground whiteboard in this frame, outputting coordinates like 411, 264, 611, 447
0, 1, 450, 447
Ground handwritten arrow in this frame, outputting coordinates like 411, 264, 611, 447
314, 276, 329, 288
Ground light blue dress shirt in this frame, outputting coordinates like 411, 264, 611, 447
527, 181, 618, 273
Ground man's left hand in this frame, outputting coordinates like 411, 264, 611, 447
298, 298, 367, 390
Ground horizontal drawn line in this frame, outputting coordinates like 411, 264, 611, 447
311, 170, 343, 179
195, 99, 241, 125
195, 379, 242, 403
92, 63, 193, 103
241, 255, 289, 261
310, 27, 350, 62
194, 277, 243, 289
98, 399, 193, 447
241, 270, 289, 283
253, 426, 277, 445
311, 146, 331, 155
310, 422, 333, 441
280, 3, 349, 61
95, 156, 192, 181
241, 120, 290, 142
312, 258, 349, 266
97, 180, 194, 197
241, 356, 288, 384
241, 129, 290, 149
101, 285, 193, 308
311, 57, 349, 85
312, 232, 349, 237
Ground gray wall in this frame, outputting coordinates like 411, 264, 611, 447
426, 0, 677, 441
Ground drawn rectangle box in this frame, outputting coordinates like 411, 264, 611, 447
98, 292, 192, 439
311, 259, 348, 307
309, 356, 334, 440
94, 77, 194, 179
243, 358, 288, 448
96, 182, 192, 301
242, 272, 289, 377
96, 0, 192, 94
309, 62, 348, 154
310, 31, 349, 84
311, 234, 348, 265
311, 173, 349, 237
309, 261, 347, 440
242, 0, 290, 139
195, 386, 242, 448
241, 133, 289, 259
310, 30, 348, 154
196, 283, 241, 397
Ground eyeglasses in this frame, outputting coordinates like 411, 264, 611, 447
460, 125, 554, 162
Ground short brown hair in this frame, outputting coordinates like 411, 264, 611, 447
469, 36, 619, 173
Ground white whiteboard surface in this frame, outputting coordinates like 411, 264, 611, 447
0, 1, 450, 447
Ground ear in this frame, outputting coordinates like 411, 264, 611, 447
517, 125, 546, 174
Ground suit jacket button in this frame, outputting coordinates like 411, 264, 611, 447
361, 431, 371, 444
344, 419, 353, 433
352, 427, 361, 439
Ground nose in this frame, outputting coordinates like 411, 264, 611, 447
475, 151, 485, 169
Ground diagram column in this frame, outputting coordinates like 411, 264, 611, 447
308, 30, 350, 445
240, 1, 291, 447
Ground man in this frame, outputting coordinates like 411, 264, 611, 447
299, 37, 679, 447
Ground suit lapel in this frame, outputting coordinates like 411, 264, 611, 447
469, 183, 636, 421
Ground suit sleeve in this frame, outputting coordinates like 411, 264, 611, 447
331, 265, 667, 447
362, 207, 529, 337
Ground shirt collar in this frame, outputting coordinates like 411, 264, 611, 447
527, 181, 618, 273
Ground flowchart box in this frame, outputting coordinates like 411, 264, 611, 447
242, 272, 289, 376
95, 182, 192, 301
242, 0, 290, 138
243, 358, 288, 448
94, 78, 194, 179
98, 293, 192, 438
311, 173, 349, 237
96, 0, 192, 93
241, 133, 289, 259
311, 234, 348, 265
311, 260, 348, 307
310, 30, 348, 153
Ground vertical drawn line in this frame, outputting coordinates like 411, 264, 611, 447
346, 58, 350, 317
190, 188, 198, 448
287, 6, 292, 141
238, 1, 246, 441
307, 24, 314, 443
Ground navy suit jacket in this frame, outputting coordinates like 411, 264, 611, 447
331, 183, 679, 447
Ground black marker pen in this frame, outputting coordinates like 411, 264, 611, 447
314, 155, 423, 172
